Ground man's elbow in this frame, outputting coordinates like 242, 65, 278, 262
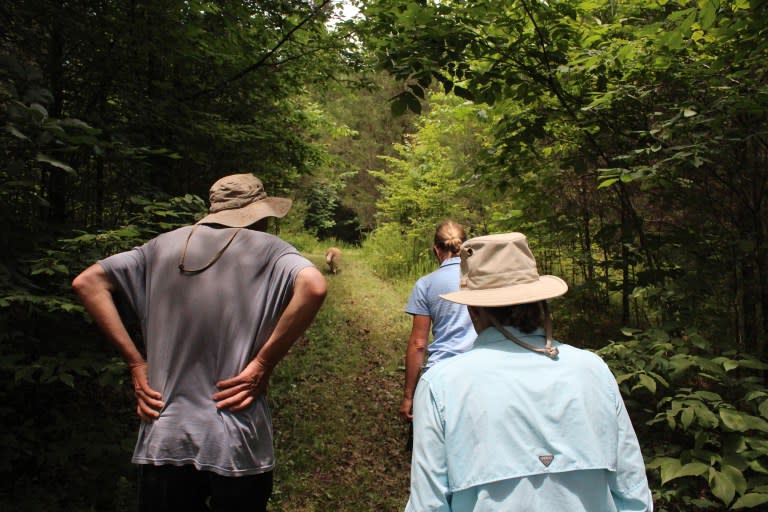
409, 337, 429, 352
71, 271, 89, 299
71, 264, 106, 300
298, 267, 328, 303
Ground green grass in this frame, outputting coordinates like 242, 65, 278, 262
269, 247, 413, 511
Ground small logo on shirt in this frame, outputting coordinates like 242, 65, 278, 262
539, 455, 554, 467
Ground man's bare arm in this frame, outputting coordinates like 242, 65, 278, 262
72, 263, 164, 421
213, 265, 328, 412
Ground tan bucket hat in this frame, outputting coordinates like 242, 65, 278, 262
441, 233, 568, 307
196, 174, 292, 227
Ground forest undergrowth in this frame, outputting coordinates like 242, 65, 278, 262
269, 247, 413, 511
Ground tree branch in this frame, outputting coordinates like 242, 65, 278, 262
182, 0, 334, 101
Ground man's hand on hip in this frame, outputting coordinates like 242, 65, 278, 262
213, 358, 271, 412
130, 362, 164, 422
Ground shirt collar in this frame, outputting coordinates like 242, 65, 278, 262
440, 256, 461, 268
475, 326, 548, 347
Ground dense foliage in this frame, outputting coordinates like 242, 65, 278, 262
357, 0, 768, 508
361, 0, 768, 347
0, 1, 360, 508
2, 0, 768, 509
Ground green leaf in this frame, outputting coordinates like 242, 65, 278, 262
721, 408, 748, 432
661, 459, 709, 484
681, 407, 695, 429
6, 124, 29, 140
678, 9, 697, 34
646, 371, 669, 388
722, 464, 748, 495
743, 414, 768, 433
694, 390, 722, 402
646, 456, 674, 470
59, 373, 75, 388
736, 359, 768, 370
659, 458, 682, 484
453, 85, 472, 100
408, 83, 425, 99
29, 102, 48, 121
35, 154, 76, 175
723, 434, 747, 455
697, 0, 716, 29
746, 436, 768, 452
731, 493, 768, 509
59, 117, 99, 132
390, 96, 407, 117
404, 92, 422, 114
660, 29, 683, 50
709, 468, 736, 505
748, 459, 768, 474
637, 373, 657, 393
759, 400, 768, 419
696, 404, 720, 429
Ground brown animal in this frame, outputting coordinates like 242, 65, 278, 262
325, 247, 341, 275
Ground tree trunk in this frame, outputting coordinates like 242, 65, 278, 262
579, 174, 595, 293
45, 20, 67, 225
621, 198, 631, 325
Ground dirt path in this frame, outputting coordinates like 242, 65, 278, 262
269, 248, 413, 511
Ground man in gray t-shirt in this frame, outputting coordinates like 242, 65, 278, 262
73, 174, 327, 512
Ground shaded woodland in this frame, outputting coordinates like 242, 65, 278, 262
2, 0, 768, 510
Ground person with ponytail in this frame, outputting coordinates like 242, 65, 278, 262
398, 221, 476, 431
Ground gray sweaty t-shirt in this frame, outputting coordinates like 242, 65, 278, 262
99, 225, 313, 476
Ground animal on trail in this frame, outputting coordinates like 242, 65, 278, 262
325, 247, 341, 275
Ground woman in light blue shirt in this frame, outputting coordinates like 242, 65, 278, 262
406, 233, 653, 511
399, 221, 476, 424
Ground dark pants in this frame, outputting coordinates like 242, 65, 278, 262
138, 464, 273, 512
406, 421, 414, 452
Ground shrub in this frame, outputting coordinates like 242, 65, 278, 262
599, 328, 768, 510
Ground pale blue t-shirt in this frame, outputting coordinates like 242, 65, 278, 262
406, 326, 653, 511
100, 225, 313, 476
405, 257, 476, 370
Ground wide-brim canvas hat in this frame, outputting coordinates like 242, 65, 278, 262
441, 232, 568, 307
196, 173, 292, 227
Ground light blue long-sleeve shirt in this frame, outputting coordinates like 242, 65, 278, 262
406, 326, 653, 511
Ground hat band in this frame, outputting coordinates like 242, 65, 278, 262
209, 191, 267, 213
462, 269, 540, 290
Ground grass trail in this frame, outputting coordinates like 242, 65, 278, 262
269, 247, 413, 511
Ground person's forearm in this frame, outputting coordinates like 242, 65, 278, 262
404, 343, 426, 399
74, 263, 163, 420
213, 266, 326, 412
72, 264, 145, 367
403, 315, 431, 399
254, 266, 327, 370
